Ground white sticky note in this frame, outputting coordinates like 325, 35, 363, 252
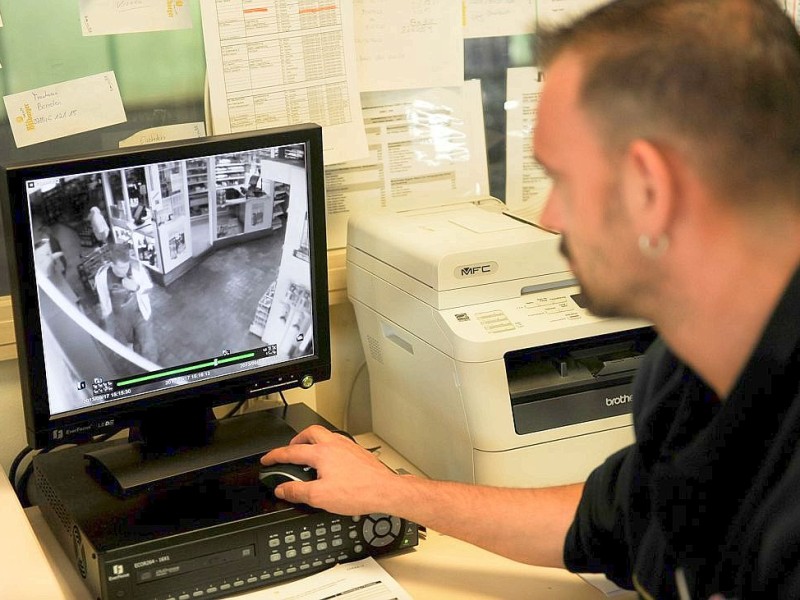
80, 0, 192, 36
4, 71, 127, 148
119, 122, 206, 147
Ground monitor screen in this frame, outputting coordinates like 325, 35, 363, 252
1, 125, 330, 469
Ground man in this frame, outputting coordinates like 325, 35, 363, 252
262, 0, 800, 597
88, 206, 110, 246
95, 243, 159, 364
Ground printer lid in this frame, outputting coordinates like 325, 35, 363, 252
347, 199, 570, 293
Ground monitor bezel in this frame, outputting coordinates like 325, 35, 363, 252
0, 124, 331, 449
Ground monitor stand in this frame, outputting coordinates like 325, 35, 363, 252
84, 403, 299, 496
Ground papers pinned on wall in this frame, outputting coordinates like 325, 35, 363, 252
354, 0, 463, 92
200, 0, 368, 165
119, 122, 206, 147
504, 67, 550, 225
463, 0, 536, 39
535, 0, 611, 28
79, 0, 193, 36
3, 71, 127, 148
324, 81, 489, 249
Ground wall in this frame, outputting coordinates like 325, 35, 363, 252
0, 359, 26, 474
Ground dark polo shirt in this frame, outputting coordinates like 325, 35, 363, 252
564, 266, 800, 599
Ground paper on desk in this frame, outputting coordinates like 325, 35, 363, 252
239, 557, 412, 600
354, 0, 463, 92
79, 0, 193, 36
119, 121, 206, 147
578, 573, 633, 597
323, 80, 489, 249
3, 71, 127, 148
200, 0, 368, 165
463, 0, 537, 39
504, 67, 550, 224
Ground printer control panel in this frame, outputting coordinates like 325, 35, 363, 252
449, 287, 594, 339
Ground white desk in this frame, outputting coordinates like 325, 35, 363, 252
3, 435, 633, 599
0, 465, 64, 599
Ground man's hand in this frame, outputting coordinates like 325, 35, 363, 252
260, 425, 400, 516
262, 425, 582, 568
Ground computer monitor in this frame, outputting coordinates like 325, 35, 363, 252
0, 124, 330, 494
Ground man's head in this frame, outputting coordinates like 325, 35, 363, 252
537, 0, 800, 207
533, 0, 800, 318
109, 243, 132, 278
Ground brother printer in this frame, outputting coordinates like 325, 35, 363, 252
346, 199, 654, 487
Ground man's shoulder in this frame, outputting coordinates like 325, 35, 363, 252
631, 338, 691, 436
635, 338, 681, 395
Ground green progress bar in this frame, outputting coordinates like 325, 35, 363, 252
116, 351, 257, 387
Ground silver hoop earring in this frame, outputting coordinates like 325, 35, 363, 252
638, 233, 669, 258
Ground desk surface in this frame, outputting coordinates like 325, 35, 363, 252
3, 433, 631, 599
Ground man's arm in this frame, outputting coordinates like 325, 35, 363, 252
261, 425, 583, 568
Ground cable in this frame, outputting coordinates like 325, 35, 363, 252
279, 390, 288, 408
8, 445, 34, 491
342, 360, 367, 433
10, 430, 121, 507
14, 445, 60, 508
220, 398, 248, 420
15, 463, 36, 508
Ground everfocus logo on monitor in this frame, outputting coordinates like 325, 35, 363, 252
455, 261, 498, 279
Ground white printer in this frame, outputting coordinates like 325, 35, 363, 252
346, 199, 654, 487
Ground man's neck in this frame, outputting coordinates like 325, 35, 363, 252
655, 224, 800, 400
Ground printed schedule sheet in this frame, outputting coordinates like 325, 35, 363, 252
201, 0, 368, 164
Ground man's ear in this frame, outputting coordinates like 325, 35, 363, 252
622, 139, 676, 237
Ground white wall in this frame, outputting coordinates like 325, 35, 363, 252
0, 359, 27, 474
312, 301, 371, 433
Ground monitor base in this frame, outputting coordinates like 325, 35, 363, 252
84, 405, 299, 496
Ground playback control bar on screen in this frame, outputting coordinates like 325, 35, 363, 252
89, 344, 278, 398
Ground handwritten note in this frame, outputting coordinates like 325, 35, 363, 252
536, 0, 610, 28
4, 71, 127, 148
80, 0, 192, 36
463, 0, 536, 38
119, 122, 206, 147
354, 0, 463, 91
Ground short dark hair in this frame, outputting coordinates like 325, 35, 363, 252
109, 243, 132, 264
537, 0, 800, 207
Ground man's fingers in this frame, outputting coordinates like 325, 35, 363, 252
273, 481, 310, 503
289, 424, 338, 445
260, 443, 319, 467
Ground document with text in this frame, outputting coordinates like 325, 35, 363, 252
3, 71, 127, 148
200, 0, 368, 165
463, 0, 536, 38
238, 557, 413, 600
505, 66, 550, 225
323, 80, 489, 249
354, 0, 463, 91
79, 0, 193, 36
